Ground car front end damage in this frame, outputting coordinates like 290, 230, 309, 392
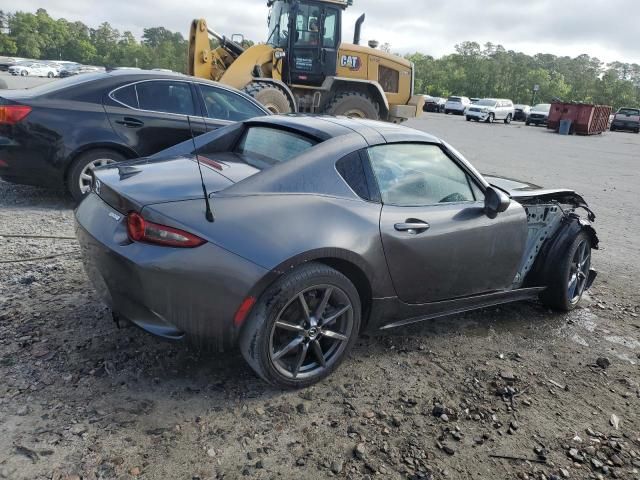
485, 176, 598, 291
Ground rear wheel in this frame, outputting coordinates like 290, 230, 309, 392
240, 262, 361, 388
47, 71, 54, 78
326, 92, 379, 120
504, 113, 512, 124
67, 149, 125, 202
243, 82, 292, 114
540, 231, 592, 311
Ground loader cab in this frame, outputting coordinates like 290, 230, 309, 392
267, 0, 342, 85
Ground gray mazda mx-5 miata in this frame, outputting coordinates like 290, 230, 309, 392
76, 115, 598, 388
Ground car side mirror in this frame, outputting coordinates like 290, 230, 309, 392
484, 186, 511, 218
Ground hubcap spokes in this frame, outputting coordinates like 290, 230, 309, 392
79, 158, 116, 194
568, 240, 590, 303
269, 285, 353, 379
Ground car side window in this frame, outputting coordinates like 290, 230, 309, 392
368, 143, 478, 206
336, 151, 372, 200
135, 81, 196, 115
112, 84, 138, 108
198, 84, 265, 121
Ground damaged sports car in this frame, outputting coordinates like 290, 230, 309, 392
75, 115, 598, 387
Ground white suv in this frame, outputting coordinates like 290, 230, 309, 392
465, 98, 515, 124
444, 96, 471, 115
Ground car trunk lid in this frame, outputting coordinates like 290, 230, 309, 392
92, 153, 260, 214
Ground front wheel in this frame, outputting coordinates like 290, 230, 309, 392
486, 113, 495, 123
240, 263, 361, 388
47, 72, 54, 78
540, 231, 592, 311
504, 113, 512, 124
21, 70, 27, 77
466, 116, 471, 121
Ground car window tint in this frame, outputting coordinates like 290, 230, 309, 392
235, 126, 316, 169
199, 84, 265, 121
112, 84, 138, 108
336, 152, 371, 200
135, 81, 195, 115
368, 143, 475, 206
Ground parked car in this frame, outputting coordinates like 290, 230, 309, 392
423, 96, 445, 113
0, 57, 28, 71
59, 65, 105, 78
0, 70, 269, 200
8, 61, 58, 78
513, 104, 531, 121
465, 98, 515, 123
444, 96, 471, 115
610, 107, 640, 133
526, 103, 551, 126
76, 115, 598, 388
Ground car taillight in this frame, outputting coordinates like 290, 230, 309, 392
0, 105, 32, 124
126, 212, 205, 248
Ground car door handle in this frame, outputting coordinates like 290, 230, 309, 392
115, 117, 144, 128
394, 221, 430, 234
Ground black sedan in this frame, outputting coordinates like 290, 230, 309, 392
0, 70, 269, 200
76, 115, 598, 388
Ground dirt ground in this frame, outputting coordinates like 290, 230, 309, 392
1, 113, 639, 480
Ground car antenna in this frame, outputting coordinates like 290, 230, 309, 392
187, 115, 215, 223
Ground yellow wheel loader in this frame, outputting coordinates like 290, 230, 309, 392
188, 0, 424, 122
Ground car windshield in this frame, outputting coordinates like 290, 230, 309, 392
475, 99, 497, 107
532, 104, 551, 112
447, 97, 461, 102
618, 108, 640, 115
233, 126, 317, 169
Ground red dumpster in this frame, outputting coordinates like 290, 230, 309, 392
547, 102, 612, 135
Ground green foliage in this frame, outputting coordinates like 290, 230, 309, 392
0, 8, 189, 72
407, 42, 640, 110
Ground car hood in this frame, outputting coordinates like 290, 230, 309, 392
92, 153, 260, 213
484, 174, 593, 218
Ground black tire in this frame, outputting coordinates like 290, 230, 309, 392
21, 70, 27, 77
540, 230, 592, 312
486, 113, 495, 123
610, 126, 616, 132
444, 109, 450, 115
504, 113, 512, 124
326, 92, 379, 120
239, 262, 361, 388
465, 116, 471, 121
47, 72, 54, 78
525, 120, 530, 126
243, 82, 292, 114
67, 149, 126, 202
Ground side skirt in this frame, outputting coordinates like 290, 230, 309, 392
368, 287, 545, 331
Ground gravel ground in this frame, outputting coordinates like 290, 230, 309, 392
1, 113, 639, 480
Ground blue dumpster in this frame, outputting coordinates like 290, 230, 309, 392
559, 119, 572, 135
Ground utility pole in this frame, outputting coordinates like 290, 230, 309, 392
531, 84, 539, 106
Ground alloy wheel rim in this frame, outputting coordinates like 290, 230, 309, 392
269, 284, 353, 380
567, 240, 590, 304
79, 158, 116, 194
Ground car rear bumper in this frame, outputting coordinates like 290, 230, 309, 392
75, 193, 270, 349
0, 130, 65, 188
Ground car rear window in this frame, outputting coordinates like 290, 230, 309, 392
234, 126, 317, 169
618, 108, 640, 115
447, 96, 461, 102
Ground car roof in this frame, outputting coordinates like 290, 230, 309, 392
242, 114, 441, 145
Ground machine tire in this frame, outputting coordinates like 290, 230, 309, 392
243, 82, 292, 114
326, 92, 379, 120
239, 262, 361, 388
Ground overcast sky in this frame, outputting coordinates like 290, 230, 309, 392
5, 0, 640, 64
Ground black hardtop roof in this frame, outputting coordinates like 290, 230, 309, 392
244, 114, 442, 145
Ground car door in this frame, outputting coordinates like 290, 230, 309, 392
495, 101, 504, 119
368, 142, 527, 304
104, 79, 207, 157
195, 83, 267, 130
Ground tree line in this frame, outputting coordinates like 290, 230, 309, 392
1, 9, 638, 109
407, 42, 640, 109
